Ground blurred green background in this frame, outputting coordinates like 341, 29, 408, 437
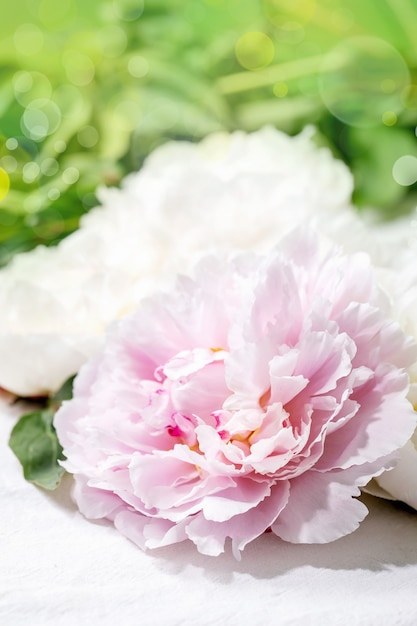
1, 0, 417, 266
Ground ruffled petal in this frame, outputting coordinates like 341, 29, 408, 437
272, 470, 368, 543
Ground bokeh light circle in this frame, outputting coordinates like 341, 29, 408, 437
235, 32, 275, 71
6, 138, 18, 151
78, 126, 99, 148
63, 51, 95, 87
13, 71, 53, 106
1, 156, 18, 173
392, 155, 417, 186
48, 188, 60, 201
319, 37, 410, 128
22, 109, 50, 141
21, 99, 62, 141
13, 71, 33, 94
62, 167, 80, 185
22, 162, 41, 184
54, 140, 67, 153
128, 55, 149, 78
41, 158, 60, 177
273, 82, 288, 97
382, 111, 397, 126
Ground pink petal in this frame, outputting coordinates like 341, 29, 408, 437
271, 470, 368, 543
186, 481, 290, 558
201, 479, 272, 522
129, 451, 235, 513
113, 509, 150, 550
72, 475, 125, 520
316, 366, 416, 471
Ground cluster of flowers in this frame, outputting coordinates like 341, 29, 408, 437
2, 127, 417, 557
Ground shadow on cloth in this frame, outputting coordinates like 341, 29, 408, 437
147, 494, 417, 581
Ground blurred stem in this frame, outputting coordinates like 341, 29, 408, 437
217, 52, 350, 94
236, 95, 322, 129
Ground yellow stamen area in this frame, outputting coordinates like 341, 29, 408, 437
248, 428, 261, 444
210, 346, 224, 353
231, 433, 249, 443
259, 387, 271, 409
228, 428, 261, 450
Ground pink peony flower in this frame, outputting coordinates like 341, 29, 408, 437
55, 229, 417, 558
0, 126, 356, 397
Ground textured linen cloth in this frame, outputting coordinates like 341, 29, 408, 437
2, 395, 417, 626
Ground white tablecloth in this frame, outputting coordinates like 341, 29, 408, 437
2, 394, 417, 626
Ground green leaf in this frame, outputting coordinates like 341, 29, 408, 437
49, 375, 75, 408
9, 408, 66, 490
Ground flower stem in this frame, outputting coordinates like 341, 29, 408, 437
217, 52, 350, 95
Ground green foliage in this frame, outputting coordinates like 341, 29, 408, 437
1, 0, 417, 264
8, 376, 75, 490
50, 375, 75, 407
9, 408, 65, 490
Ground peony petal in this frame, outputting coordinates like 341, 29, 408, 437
293, 330, 354, 396
72, 475, 125, 520
0, 332, 102, 397
129, 451, 235, 513
201, 479, 272, 522
271, 470, 368, 543
186, 481, 290, 558
316, 366, 416, 471
375, 440, 417, 510
113, 509, 151, 550
170, 360, 230, 421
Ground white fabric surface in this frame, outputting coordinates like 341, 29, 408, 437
2, 395, 417, 626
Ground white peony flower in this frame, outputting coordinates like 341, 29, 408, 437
361, 212, 417, 509
0, 126, 360, 397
